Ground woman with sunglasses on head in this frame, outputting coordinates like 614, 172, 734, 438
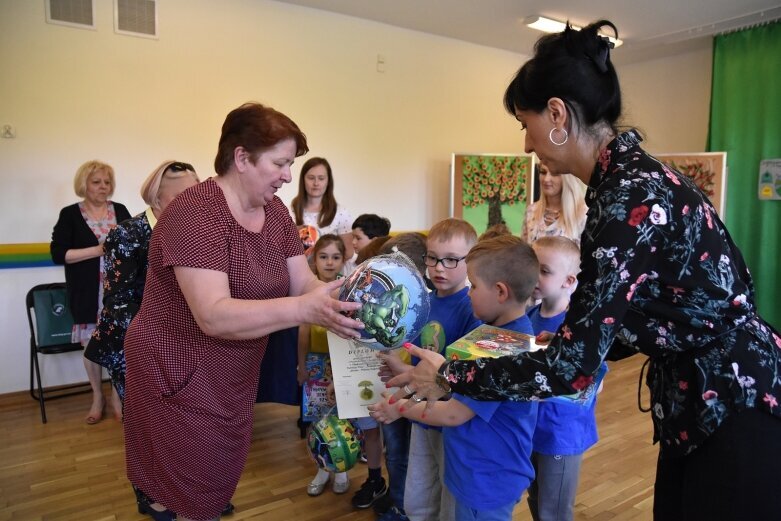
84, 161, 199, 413
50, 160, 131, 424
82, 161, 232, 518
386, 20, 781, 521
122, 103, 363, 521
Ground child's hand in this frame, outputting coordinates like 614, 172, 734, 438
377, 350, 414, 381
535, 331, 555, 345
368, 391, 405, 424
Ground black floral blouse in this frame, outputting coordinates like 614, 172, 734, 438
447, 130, 781, 456
84, 210, 153, 400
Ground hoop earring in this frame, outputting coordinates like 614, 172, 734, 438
549, 128, 568, 146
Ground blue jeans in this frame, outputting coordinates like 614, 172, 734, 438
454, 498, 516, 521
381, 417, 411, 509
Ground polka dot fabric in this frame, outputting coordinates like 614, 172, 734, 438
123, 179, 303, 520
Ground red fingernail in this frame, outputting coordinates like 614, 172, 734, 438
385, 383, 391, 388
399, 407, 405, 413
389, 397, 396, 405
403, 342, 413, 349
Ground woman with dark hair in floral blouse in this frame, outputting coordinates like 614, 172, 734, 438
382, 20, 781, 521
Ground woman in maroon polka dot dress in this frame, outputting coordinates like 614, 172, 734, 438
123, 103, 363, 521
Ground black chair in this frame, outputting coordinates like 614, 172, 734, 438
27, 283, 91, 423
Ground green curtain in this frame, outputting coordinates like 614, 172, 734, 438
707, 21, 781, 328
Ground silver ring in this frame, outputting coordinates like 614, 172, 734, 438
403, 384, 414, 396
411, 394, 424, 403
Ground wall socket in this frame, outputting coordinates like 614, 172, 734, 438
1, 125, 15, 139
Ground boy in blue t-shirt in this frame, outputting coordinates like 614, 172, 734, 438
526, 236, 605, 521
377, 218, 481, 521
373, 235, 540, 521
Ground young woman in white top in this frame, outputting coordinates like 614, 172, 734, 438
522, 162, 588, 245
290, 157, 354, 259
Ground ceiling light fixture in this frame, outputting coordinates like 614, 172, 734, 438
523, 15, 623, 47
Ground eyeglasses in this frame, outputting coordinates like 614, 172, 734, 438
422, 254, 466, 269
167, 162, 194, 173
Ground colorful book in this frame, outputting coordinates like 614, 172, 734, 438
444, 324, 542, 360
302, 352, 334, 422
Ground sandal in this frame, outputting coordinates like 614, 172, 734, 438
85, 397, 105, 425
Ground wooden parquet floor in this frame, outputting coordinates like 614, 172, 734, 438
0, 356, 656, 520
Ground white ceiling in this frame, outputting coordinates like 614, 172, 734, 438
273, 0, 781, 64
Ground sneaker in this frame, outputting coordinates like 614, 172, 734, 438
351, 477, 387, 509
372, 494, 394, 515
378, 506, 410, 521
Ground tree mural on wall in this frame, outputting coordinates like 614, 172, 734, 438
656, 153, 726, 215
462, 155, 529, 228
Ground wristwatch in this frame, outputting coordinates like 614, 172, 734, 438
435, 360, 452, 394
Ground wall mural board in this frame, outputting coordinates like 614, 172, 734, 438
655, 153, 727, 216
450, 154, 536, 236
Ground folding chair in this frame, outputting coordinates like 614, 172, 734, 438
27, 282, 91, 423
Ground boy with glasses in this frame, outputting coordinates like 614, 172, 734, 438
377, 218, 481, 521
373, 236, 541, 521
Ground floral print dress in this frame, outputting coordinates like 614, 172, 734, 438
84, 209, 153, 399
448, 130, 781, 457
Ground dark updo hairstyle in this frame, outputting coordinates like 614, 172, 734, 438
352, 214, 392, 239
503, 20, 622, 135
214, 102, 308, 175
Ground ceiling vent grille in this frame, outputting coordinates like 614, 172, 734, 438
45, 0, 96, 30
114, 0, 157, 39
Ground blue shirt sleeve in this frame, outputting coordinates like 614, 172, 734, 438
451, 392, 500, 422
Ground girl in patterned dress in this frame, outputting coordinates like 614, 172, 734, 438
298, 234, 352, 496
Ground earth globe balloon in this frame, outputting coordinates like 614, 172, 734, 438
339, 252, 430, 350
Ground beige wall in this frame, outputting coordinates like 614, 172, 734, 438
620, 46, 713, 153
0, 0, 529, 244
0, 0, 713, 393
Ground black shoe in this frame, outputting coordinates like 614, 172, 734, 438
137, 495, 232, 520
351, 477, 387, 509
372, 493, 394, 515
221, 501, 235, 515
136, 491, 176, 521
